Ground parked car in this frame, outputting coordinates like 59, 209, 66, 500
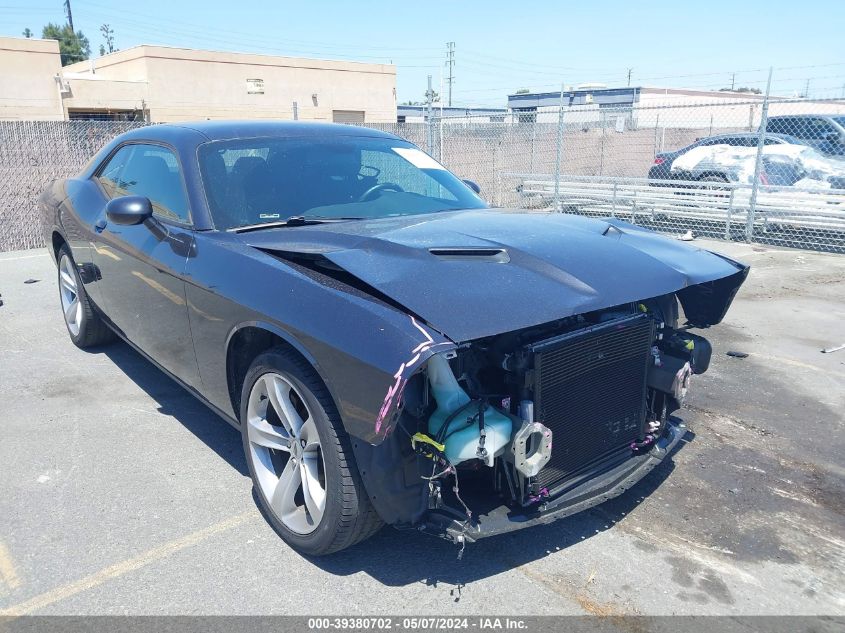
648, 132, 805, 184
41, 121, 748, 555
670, 143, 845, 188
766, 114, 845, 157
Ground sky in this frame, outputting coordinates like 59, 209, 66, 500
3, 0, 845, 106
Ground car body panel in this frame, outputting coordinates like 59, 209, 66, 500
766, 115, 845, 157
39, 120, 750, 540
243, 210, 748, 342
182, 229, 454, 443
647, 132, 807, 183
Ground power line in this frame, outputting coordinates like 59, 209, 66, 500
73, 0, 441, 55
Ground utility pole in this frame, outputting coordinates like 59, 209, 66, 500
731, 73, 736, 91
445, 42, 455, 107
804, 78, 810, 98
627, 68, 633, 87
425, 75, 435, 153
64, 0, 74, 32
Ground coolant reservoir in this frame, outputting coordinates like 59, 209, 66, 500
426, 354, 512, 467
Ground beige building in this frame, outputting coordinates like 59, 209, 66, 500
0, 37, 64, 120
0, 36, 397, 123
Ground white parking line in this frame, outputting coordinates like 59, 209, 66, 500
0, 252, 49, 262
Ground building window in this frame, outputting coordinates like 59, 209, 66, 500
246, 78, 264, 94
332, 110, 365, 124
67, 109, 144, 121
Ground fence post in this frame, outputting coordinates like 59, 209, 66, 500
495, 171, 503, 207
746, 67, 773, 242
725, 188, 736, 241
553, 84, 565, 212
611, 182, 618, 217
425, 74, 434, 155
653, 113, 660, 157
599, 111, 606, 176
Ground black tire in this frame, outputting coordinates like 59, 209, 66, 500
696, 175, 731, 201
698, 174, 730, 185
57, 245, 115, 349
240, 347, 383, 555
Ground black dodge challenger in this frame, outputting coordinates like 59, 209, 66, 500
40, 121, 748, 555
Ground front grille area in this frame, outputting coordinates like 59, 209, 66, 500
531, 314, 655, 490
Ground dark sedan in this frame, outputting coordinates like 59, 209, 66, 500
648, 132, 806, 184
41, 121, 748, 555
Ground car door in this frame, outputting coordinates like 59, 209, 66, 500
92, 142, 201, 388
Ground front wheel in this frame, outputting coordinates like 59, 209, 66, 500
240, 348, 383, 555
57, 245, 115, 348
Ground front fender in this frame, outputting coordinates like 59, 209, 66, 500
186, 232, 456, 445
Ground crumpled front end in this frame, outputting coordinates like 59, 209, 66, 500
352, 282, 744, 546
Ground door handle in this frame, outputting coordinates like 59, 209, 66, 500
94, 218, 107, 233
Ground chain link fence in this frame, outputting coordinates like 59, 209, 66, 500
2, 96, 845, 253
0, 120, 149, 251
426, 97, 845, 253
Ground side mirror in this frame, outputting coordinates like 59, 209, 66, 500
106, 196, 153, 226
463, 179, 481, 195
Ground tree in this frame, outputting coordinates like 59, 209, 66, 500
719, 86, 761, 94
99, 23, 116, 56
42, 22, 90, 66
22, 28, 33, 38
515, 88, 530, 94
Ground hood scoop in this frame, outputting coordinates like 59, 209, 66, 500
428, 247, 510, 263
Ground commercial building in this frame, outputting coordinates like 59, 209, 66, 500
397, 104, 507, 123
0, 36, 65, 120
507, 85, 845, 128
0, 36, 397, 123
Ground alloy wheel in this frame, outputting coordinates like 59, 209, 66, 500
246, 372, 327, 534
58, 254, 82, 337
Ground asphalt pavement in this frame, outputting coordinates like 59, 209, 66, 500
0, 239, 843, 616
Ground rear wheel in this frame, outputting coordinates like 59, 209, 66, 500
698, 174, 729, 185
240, 347, 383, 555
57, 245, 115, 348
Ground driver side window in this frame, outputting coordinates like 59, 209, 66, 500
97, 144, 191, 224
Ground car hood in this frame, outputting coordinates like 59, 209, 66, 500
243, 209, 748, 342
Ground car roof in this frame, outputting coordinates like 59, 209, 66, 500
768, 114, 838, 120
706, 132, 788, 140
119, 120, 402, 144
173, 120, 401, 141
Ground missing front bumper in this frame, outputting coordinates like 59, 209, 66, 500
417, 419, 688, 544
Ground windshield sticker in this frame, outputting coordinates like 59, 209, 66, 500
392, 147, 446, 170
259, 213, 281, 219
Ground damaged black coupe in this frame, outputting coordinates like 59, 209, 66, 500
40, 122, 748, 555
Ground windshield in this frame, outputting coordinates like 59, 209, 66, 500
197, 135, 486, 230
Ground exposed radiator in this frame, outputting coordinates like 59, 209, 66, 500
530, 313, 655, 491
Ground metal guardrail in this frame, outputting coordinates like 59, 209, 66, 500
503, 173, 845, 252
